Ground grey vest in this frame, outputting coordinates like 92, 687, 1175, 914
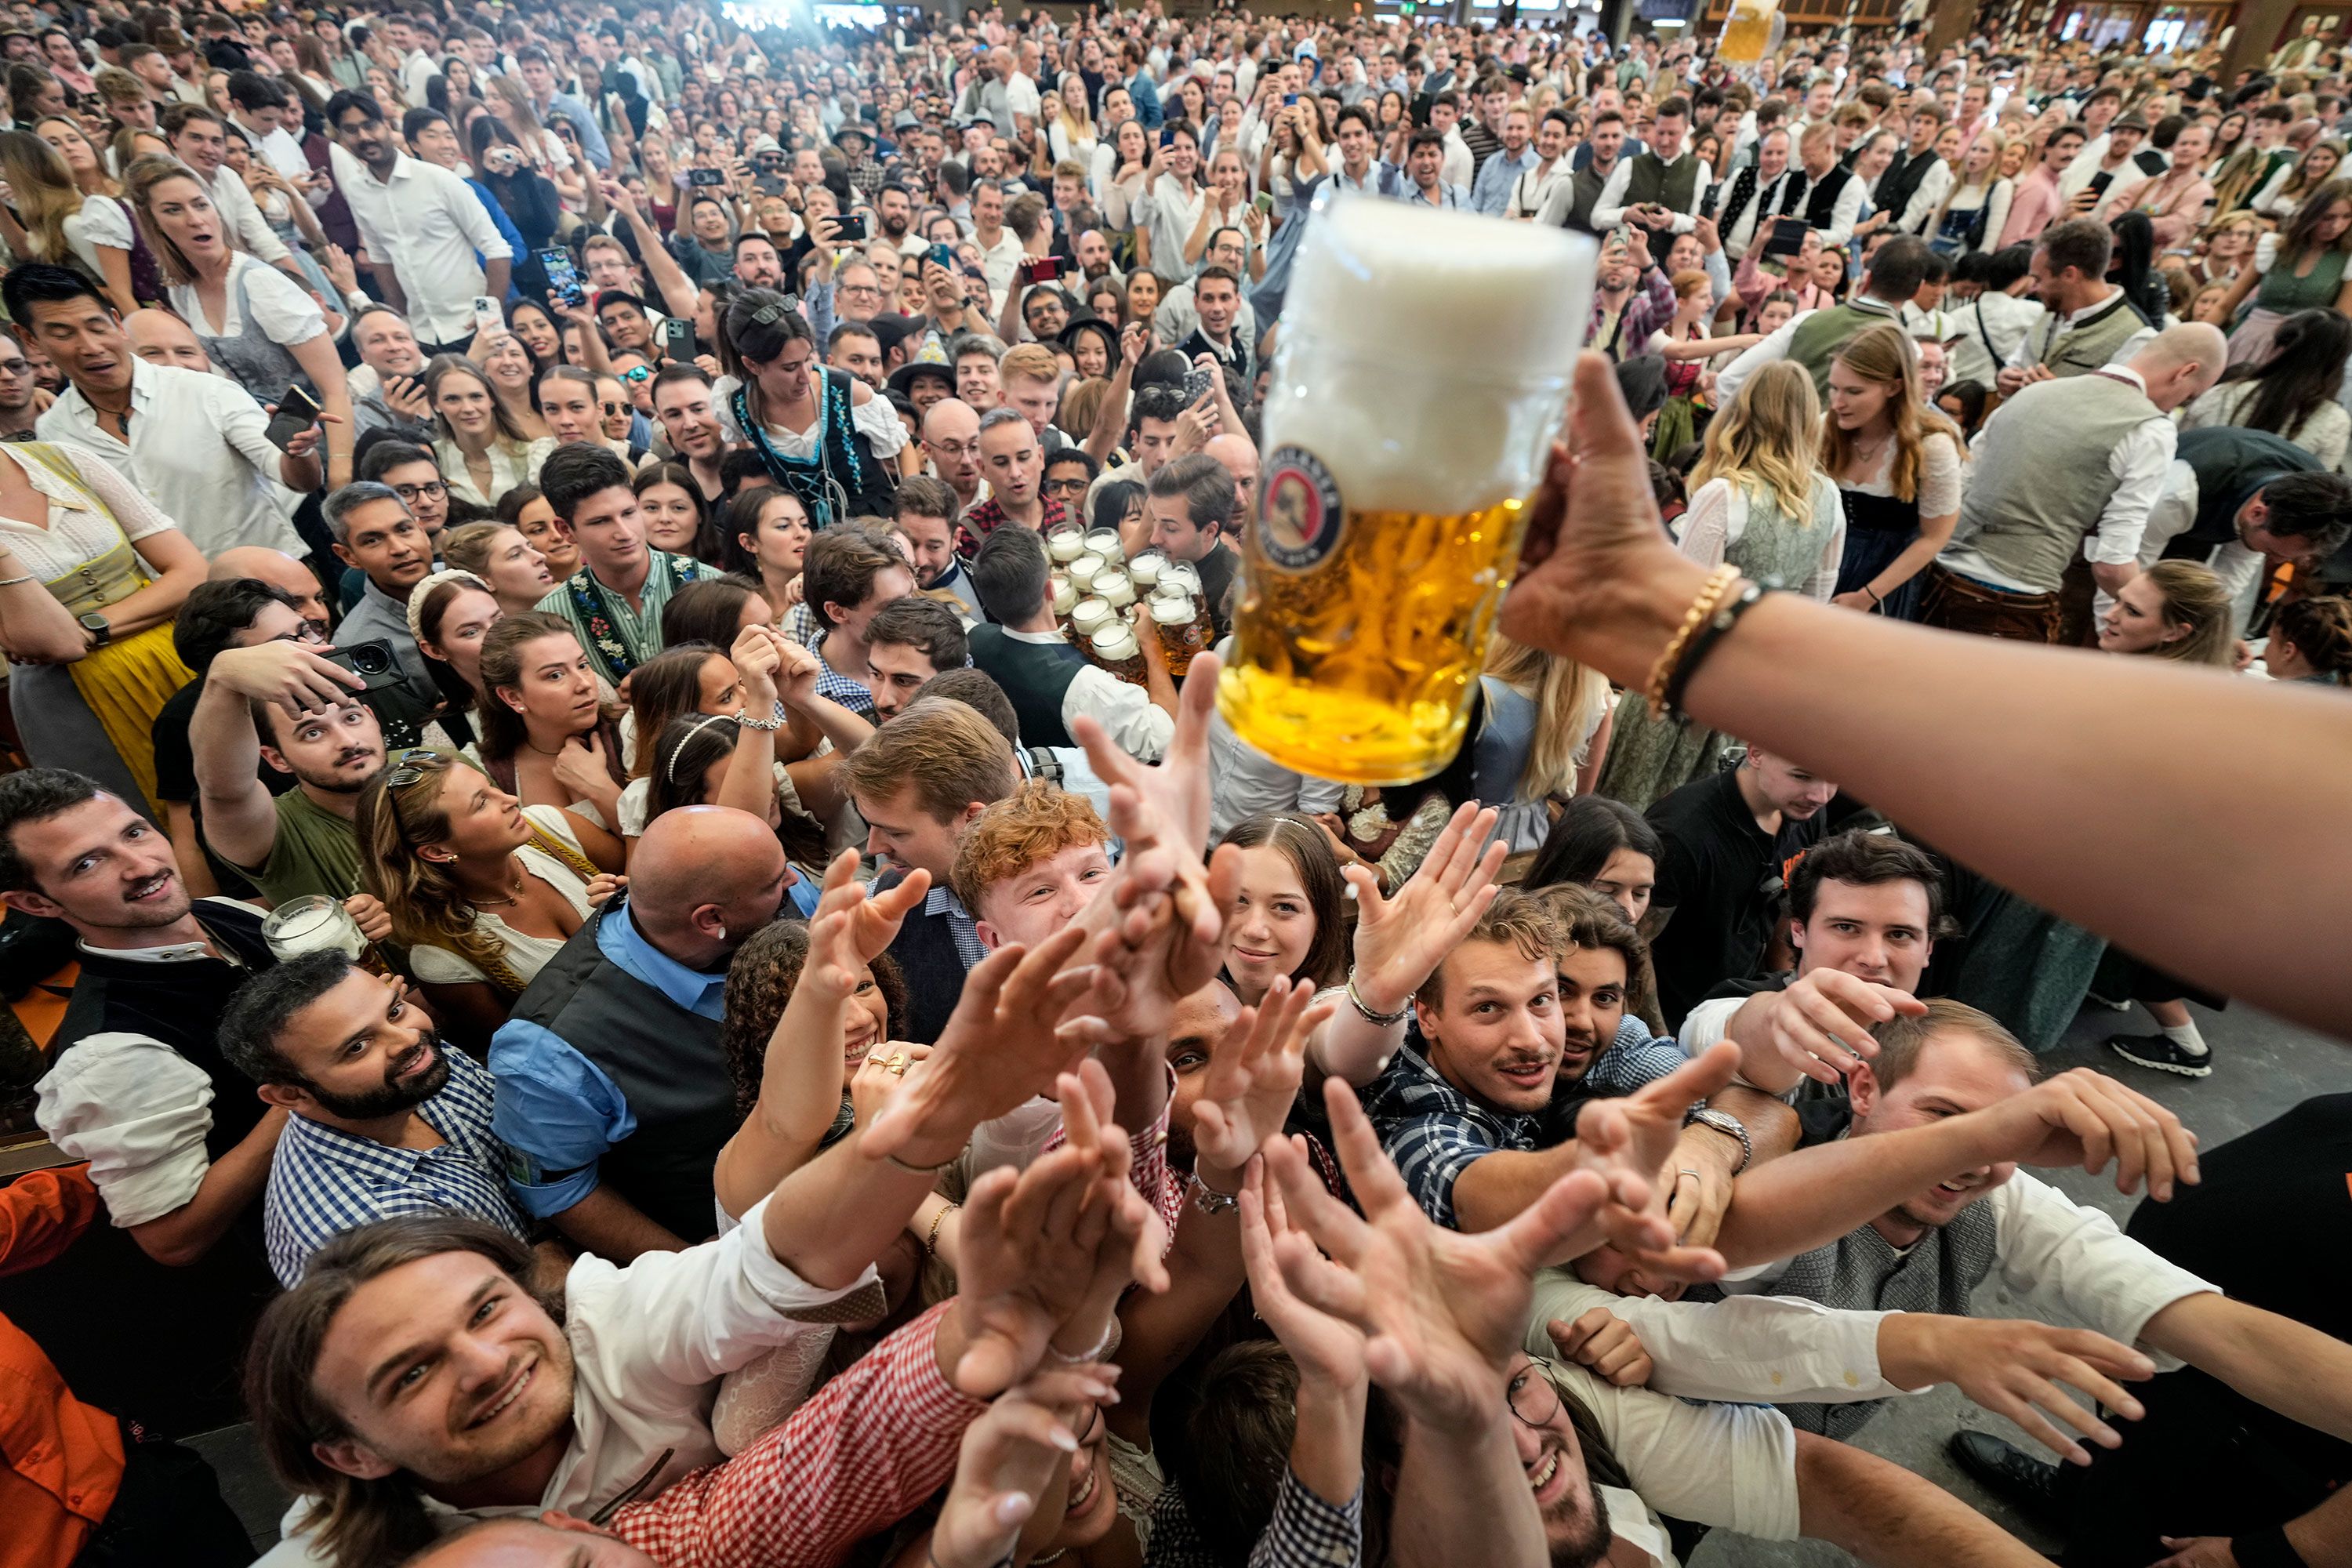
2039, 292, 2148, 378
969, 623, 1088, 749
1751, 1201, 2000, 1439
1624, 151, 1702, 213
1955, 372, 2158, 593
506, 900, 734, 1242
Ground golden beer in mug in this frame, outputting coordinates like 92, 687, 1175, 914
1218, 197, 1596, 786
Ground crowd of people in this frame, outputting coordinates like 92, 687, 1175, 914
0, 3, 2349, 1568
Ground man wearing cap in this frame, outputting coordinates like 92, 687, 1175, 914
891, 354, 960, 424
2060, 113, 2163, 208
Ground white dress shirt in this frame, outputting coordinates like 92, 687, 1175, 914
996, 626, 1174, 761
1948, 286, 2047, 387
2135, 459, 2274, 633
1134, 172, 1207, 278
202, 162, 292, 267
1940, 365, 2176, 593
1505, 155, 1572, 220
37, 1031, 218, 1229
330, 145, 513, 345
259, 1191, 882, 1566
1721, 1169, 2217, 1370
1527, 1269, 1904, 1406
38, 358, 303, 556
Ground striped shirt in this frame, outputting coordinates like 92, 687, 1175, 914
262, 1047, 528, 1286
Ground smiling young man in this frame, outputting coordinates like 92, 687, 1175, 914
532, 444, 713, 686
1363, 887, 1771, 1240
650, 365, 733, 506
219, 953, 528, 1287
317, 481, 441, 710
949, 779, 1115, 953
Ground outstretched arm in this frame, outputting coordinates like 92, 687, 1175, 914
1501, 350, 2352, 1044
1792, 1429, 2054, 1567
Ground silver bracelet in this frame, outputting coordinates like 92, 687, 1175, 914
1189, 1167, 1241, 1216
1345, 970, 1410, 1026
736, 698, 789, 731
0, 575, 31, 588
1044, 1315, 1120, 1365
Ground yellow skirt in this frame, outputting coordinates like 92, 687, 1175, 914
65, 621, 194, 812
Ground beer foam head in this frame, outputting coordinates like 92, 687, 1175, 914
1269, 196, 1598, 516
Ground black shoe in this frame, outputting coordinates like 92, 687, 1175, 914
2105, 1032, 2213, 1078
1949, 1431, 2065, 1519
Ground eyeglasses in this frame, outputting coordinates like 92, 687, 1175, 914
1043, 475, 1088, 495
384, 748, 448, 790
390, 479, 447, 502
1506, 1366, 1563, 1430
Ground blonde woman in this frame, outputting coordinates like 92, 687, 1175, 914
2096, 561, 2236, 668
1822, 324, 1964, 619
126, 156, 355, 490
1473, 633, 1613, 853
426, 355, 554, 508
1595, 361, 1844, 808
1047, 71, 1098, 176
0, 129, 138, 314
1917, 130, 2012, 259
356, 747, 606, 1047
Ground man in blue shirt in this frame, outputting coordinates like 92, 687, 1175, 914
219, 952, 530, 1287
1123, 40, 1163, 130
1470, 103, 1540, 216
514, 45, 611, 170
489, 806, 796, 1259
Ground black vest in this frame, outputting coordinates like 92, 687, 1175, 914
1875, 146, 1938, 224
2168, 426, 2321, 558
54, 899, 278, 1160
1777, 162, 1854, 228
880, 872, 973, 1047
506, 900, 734, 1243
969, 623, 1089, 749
1558, 162, 1611, 234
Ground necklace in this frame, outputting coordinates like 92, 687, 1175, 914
1849, 429, 1892, 466
473, 858, 528, 908
524, 735, 571, 757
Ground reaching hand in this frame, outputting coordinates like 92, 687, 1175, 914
550, 732, 615, 800
1261, 1076, 1641, 1434
1240, 1160, 1365, 1392
950, 1066, 1164, 1395
583, 872, 628, 908
1974, 1068, 2201, 1200
850, 1040, 931, 1128
803, 849, 931, 998
1346, 800, 1506, 1015
1544, 1308, 1654, 1387
1756, 968, 1928, 1086
1893, 1313, 2152, 1466
1565, 1044, 1740, 1278
1191, 975, 1329, 1177
865, 924, 1105, 1166
928, 1363, 1123, 1568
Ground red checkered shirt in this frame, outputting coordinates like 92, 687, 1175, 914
954, 492, 1066, 558
1044, 1073, 1185, 1252
610, 1299, 983, 1568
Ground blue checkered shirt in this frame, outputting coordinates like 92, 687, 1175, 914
811, 633, 877, 717
1366, 1017, 1692, 1229
927, 884, 989, 970
263, 1048, 529, 1286
1146, 1468, 1363, 1568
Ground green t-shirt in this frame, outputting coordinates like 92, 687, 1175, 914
249, 788, 363, 908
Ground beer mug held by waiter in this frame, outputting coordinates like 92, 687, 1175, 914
1218, 195, 1597, 786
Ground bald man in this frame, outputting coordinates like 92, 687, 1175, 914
1926, 321, 2225, 644
1202, 434, 1259, 528
921, 397, 985, 510
209, 545, 332, 637
489, 806, 796, 1261
125, 308, 212, 373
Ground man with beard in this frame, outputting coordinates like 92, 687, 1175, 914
191, 630, 390, 908
220, 953, 528, 1286
873, 181, 914, 247
490, 807, 796, 1259
731, 230, 785, 292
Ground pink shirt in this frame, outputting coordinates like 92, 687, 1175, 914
2000, 166, 2067, 248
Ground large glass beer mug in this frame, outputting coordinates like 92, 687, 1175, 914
1218, 197, 1595, 786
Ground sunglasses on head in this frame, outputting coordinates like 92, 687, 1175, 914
385, 748, 448, 790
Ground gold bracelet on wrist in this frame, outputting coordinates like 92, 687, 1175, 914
1645, 563, 1740, 721
924, 1200, 958, 1258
